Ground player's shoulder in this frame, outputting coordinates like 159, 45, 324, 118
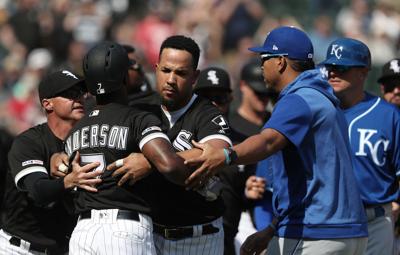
12, 123, 47, 147
191, 96, 221, 116
369, 94, 400, 116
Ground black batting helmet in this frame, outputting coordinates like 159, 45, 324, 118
83, 41, 129, 96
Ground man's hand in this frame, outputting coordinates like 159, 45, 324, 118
240, 224, 275, 255
245, 176, 266, 200
64, 152, 102, 192
50, 152, 69, 178
184, 141, 226, 189
107, 153, 153, 186
392, 202, 400, 222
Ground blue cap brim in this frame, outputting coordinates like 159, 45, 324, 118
320, 57, 367, 67
248, 46, 268, 53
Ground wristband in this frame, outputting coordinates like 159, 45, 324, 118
223, 147, 238, 165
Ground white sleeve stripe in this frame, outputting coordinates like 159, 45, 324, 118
139, 132, 170, 150
15, 166, 48, 187
199, 135, 233, 147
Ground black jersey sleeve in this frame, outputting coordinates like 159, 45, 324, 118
23, 172, 65, 206
196, 103, 232, 146
8, 131, 48, 190
132, 111, 170, 150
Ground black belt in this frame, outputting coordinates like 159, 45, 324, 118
153, 223, 219, 240
80, 210, 140, 221
9, 236, 49, 253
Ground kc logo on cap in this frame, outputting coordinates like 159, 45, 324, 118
330, 45, 344, 59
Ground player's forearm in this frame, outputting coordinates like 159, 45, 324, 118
24, 172, 66, 206
233, 129, 287, 165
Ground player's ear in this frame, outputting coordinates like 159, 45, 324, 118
42, 98, 53, 112
192, 69, 200, 85
379, 85, 386, 95
277, 56, 287, 74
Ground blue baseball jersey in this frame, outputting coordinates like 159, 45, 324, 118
264, 69, 367, 239
343, 93, 400, 205
254, 158, 274, 231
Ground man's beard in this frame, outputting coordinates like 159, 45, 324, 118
161, 96, 177, 111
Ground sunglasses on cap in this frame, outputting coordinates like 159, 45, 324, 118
261, 53, 288, 64
325, 65, 353, 74
55, 86, 87, 100
383, 83, 400, 93
129, 59, 142, 72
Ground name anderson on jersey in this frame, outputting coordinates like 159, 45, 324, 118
65, 124, 129, 156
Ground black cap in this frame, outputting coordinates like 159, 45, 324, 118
377, 58, 400, 84
39, 70, 85, 101
194, 67, 232, 92
241, 58, 268, 94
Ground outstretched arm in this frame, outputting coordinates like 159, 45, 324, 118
185, 128, 288, 187
107, 148, 202, 186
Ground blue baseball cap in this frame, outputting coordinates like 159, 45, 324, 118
249, 26, 314, 61
320, 38, 371, 68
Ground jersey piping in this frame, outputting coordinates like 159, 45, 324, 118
15, 166, 47, 189
139, 132, 170, 150
348, 97, 380, 140
199, 134, 232, 146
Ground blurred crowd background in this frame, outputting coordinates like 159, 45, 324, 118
0, 0, 399, 135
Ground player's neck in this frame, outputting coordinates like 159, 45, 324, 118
47, 117, 75, 140
237, 105, 266, 126
338, 89, 365, 109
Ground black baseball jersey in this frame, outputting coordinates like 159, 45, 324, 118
150, 95, 232, 226
4, 123, 76, 249
65, 102, 168, 214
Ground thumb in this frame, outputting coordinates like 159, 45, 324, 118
191, 140, 205, 150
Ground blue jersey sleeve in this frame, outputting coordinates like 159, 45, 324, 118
393, 109, 400, 177
264, 94, 312, 148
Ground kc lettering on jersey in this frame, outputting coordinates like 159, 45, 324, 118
355, 128, 390, 166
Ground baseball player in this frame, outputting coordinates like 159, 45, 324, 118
193, 66, 257, 255
186, 26, 368, 255
320, 38, 400, 255
66, 41, 192, 255
377, 58, 400, 108
122, 44, 159, 107
0, 70, 101, 254
108, 36, 232, 254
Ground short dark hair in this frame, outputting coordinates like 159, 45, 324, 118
288, 59, 315, 72
159, 35, 200, 70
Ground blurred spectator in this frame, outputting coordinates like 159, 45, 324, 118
336, 0, 370, 41
309, 15, 337, 63
368, 0, 400, 65
377, 58, 400, 108
220, 0, 264, 53
63, 0, 111, 49
8, 0, 41, 51
132, 0, 175, 66
5, 48, 51, 134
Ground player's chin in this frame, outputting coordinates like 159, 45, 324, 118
71, 110, 85, 120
